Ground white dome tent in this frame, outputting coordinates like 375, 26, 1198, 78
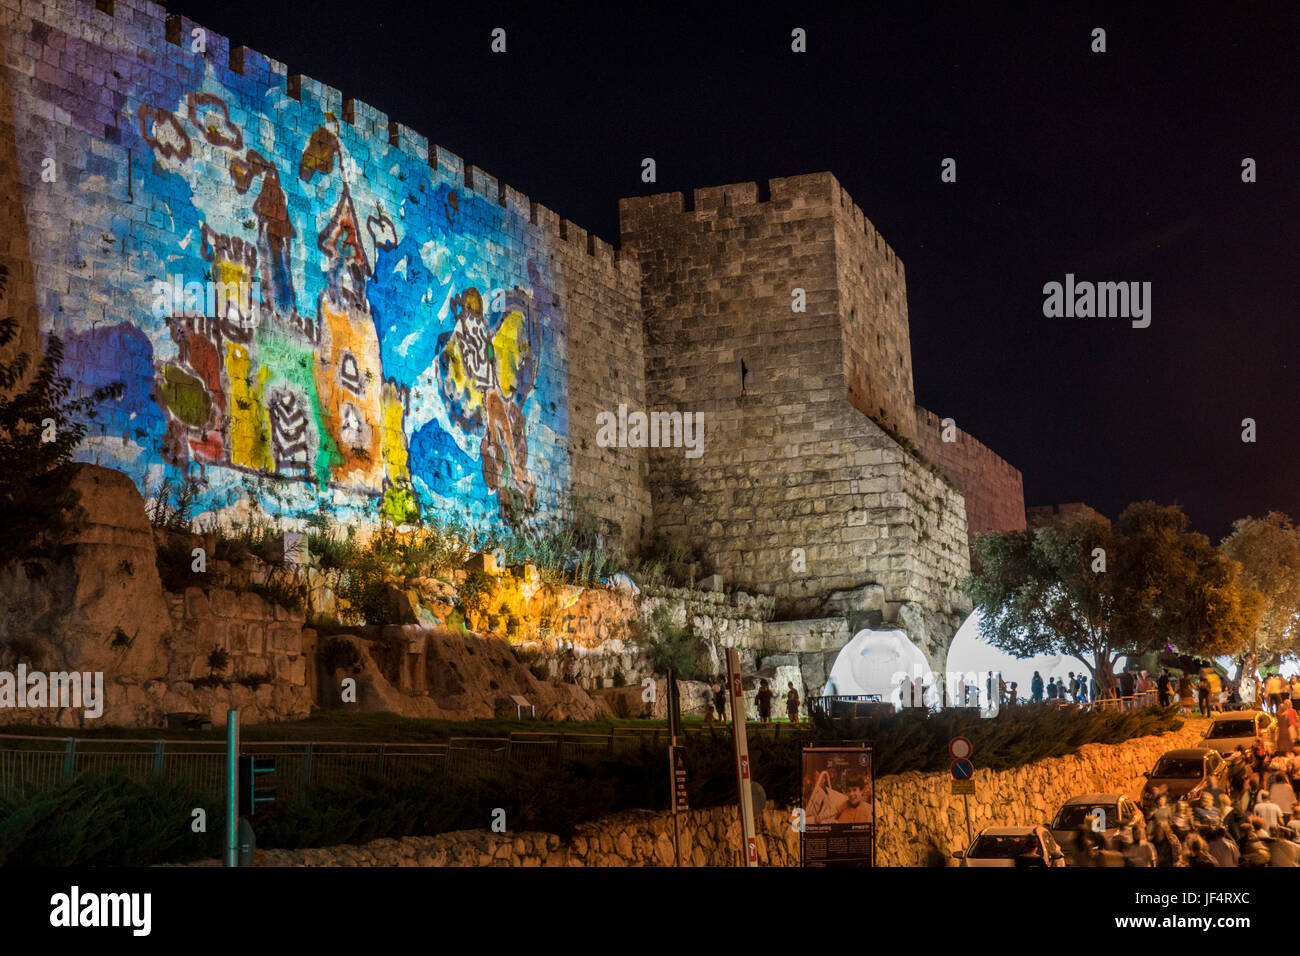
946, 609, 1127, 704
822, 628, 933, 710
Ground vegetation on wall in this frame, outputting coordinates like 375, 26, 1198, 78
0, 263, 123, 566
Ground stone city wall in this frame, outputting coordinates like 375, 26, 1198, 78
0, 0, 650, 545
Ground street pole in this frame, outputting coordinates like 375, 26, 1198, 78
726, 648, 758, 867
963, 793, 973, 848
225, 708, 239, 868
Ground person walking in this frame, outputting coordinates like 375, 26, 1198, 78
1031, 670, 1044, 703
712, 678, 727, 723
1157, 669, 1171, 708
1120, 822, 1156, 867
1205, 826, 1240, 868
1268, 770, 1296, 821
1149, 820, 1182, 867
1181, 833, 1218, 867
755, 679, 774, 724
1219, 792, 1249, 844
785, 682, 801, 724
1254, 788, 1285, 832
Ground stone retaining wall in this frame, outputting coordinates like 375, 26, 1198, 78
210, 724, 1202, 867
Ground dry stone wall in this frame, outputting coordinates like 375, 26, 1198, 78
202, 724, 1203, 866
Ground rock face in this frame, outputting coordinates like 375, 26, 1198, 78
0, 466, 312, 727
316, 627, 609, 721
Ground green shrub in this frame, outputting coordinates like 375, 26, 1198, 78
0, 772, 221, 866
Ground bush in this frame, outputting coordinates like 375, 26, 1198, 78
636, 605, 705, 680
0, 772, 221, 866
0, 263, 123, 566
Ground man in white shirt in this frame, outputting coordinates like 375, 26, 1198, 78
1255, 791, 1284, 831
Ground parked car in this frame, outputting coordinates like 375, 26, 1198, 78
954, 826, 1066, 867
1140, 747, 1230, 813
1049, 794, 1145, 858
1201, 709, 1275, 754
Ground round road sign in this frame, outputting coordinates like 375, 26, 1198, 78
951, 758, 975, 780
949, 736, 973, 760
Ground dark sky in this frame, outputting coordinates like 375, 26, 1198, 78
170, 0, 1300, 542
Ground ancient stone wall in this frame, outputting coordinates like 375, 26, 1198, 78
620, 174, 970, 634
0, 0, 650, 546
913, 406, 1026, 549
832, 181, 917, 443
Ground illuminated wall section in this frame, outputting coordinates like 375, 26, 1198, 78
0, 0, 654, 540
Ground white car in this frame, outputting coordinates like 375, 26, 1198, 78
1201, 710, 1275, 755
955, 826, 1066, 867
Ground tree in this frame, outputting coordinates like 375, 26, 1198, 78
1221, 512, 1300, 674
0, 263, 122, 564
966, 502, 1259, 699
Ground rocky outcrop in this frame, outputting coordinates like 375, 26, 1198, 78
316, 627, 609, 721
0, 467, 315, 727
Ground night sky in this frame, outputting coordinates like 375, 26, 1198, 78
172, 0, 1300, 541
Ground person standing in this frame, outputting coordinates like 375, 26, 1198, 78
1197, 672, 1212, 717
756, 679, 774, 724
1008, 682, 1018, 706
1178, 673, 1194, 715
1047, 678, 1058, 701
786, 682, 801, 724
712, 678, 727, 724
1157, 669, 1171, 708
1267, 673, 1285, 715
1031, 671, 1044, 703
1290, 675, 1300, 714
1278, 699, 1299, 759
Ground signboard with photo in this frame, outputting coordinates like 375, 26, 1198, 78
800, 746, 875, 867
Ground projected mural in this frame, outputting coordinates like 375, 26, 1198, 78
53, 64, 567, 531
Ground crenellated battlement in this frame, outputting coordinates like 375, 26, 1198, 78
620, 172, 903, 273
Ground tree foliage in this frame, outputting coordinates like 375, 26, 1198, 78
0, 262, 122, 564
1221, 512, 1300, 665
966, 502, 1259, 696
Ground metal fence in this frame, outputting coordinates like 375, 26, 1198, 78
0, 723, 817, 802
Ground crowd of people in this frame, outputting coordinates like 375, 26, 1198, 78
1067, 722, 1300, 867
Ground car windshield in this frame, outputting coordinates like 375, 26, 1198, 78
968, 834, 1039, 858
1152, 757, 1204, 778
1052, 805, 1118, 829
1207, 721, 1255, 738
